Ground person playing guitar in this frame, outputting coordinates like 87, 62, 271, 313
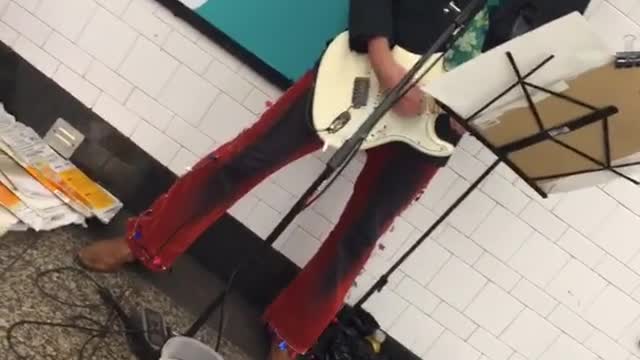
77, 0, 590, 358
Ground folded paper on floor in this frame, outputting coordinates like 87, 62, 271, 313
0, 103, 123, 234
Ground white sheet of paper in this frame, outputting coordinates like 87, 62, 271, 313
425, 12, 613, 122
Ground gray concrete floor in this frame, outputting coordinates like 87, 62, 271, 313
0, 226, 262, 359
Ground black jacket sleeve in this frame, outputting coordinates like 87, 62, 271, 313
349, 0, 393, 53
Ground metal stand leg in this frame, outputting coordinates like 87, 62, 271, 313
355, 159, 500, 308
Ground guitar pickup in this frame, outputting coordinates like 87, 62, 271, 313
352, 77, 370, 108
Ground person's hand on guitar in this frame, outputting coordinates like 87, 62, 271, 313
368, 37, 438, 118
378, 62, 439, 117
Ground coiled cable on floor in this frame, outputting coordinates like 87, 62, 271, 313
7, 266, 161, 360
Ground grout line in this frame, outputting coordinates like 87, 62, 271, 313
497, 305, 526, 339
115, 33, 141, 73
72, 0, 100, 44
604, 0, 640, 24
419, 329, 446, 358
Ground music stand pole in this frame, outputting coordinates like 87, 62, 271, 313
183, 0, 488, 339
355, 158, 500, 308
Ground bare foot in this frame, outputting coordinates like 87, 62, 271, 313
267, 342, 293, 360
76, 237, 134, 273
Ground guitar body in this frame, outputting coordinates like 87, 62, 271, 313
312, 31, 456, 157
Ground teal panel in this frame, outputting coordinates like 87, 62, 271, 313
194, 0, 348, 81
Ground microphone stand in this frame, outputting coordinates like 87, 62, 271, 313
107, 2, 488, 358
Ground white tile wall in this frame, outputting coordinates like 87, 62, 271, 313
465, 282, 524, 336
519, 201, 568, 241
585, 330, 630, 360
547, 259, 608, 314
547, 304, 595, 343
394, 277, 438, 312
469, 327, 514, 360
556, 228, 606, 268
86, 60, 134, 103
125, 88, 173, 130
12, 35, 57, 76
119, 36, 178, 96
423, 331, 481, 360
35, 0, 96, 41
435, 225, 483, 265
43, 32, 92, 74
508, 233, 570, 288
585, 286, 640, 338
431, 301, 477, 340
474, 252, 522, 291
541, 334, 599, 360
0, 20, 17, 46
162, 30, 211, 74
388, 305, 443, 355
77, 7, 137, 69
3, 2, 49, 45
501, 309, 561, 359
7, 0, 640, 358
200, 93, 256, 143
472, 206, 534, 262
93, 92, 140, 136
511, 279, 557, 317
122, 0, 171, 45
52, 64, 100, 107
400, 238, 450, 286
131, 119, 180, 164
428, 256, 487, 311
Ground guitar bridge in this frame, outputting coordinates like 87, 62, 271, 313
352, 77, 370, 108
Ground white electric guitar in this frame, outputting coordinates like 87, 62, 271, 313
313, 31, 456, 157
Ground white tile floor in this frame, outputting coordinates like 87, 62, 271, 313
3, 0, 640, 358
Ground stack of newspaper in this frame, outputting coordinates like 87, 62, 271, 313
0, 104, 122, 236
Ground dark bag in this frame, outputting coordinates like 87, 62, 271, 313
302, 306, 390, 360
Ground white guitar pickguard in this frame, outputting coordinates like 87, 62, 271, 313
313, 31, 455, 157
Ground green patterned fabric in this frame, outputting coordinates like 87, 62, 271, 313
443, 0, 500, 71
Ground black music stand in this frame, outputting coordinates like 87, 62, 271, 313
355, 51, 637, 310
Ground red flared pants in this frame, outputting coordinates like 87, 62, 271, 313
125, 72, 441, 353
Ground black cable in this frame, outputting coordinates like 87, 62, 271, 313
78, 333, 111, 360
34, 266, 107, 308
6, 266, 163, 360
7, 317, 148, 359
77, 311, 120, 360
